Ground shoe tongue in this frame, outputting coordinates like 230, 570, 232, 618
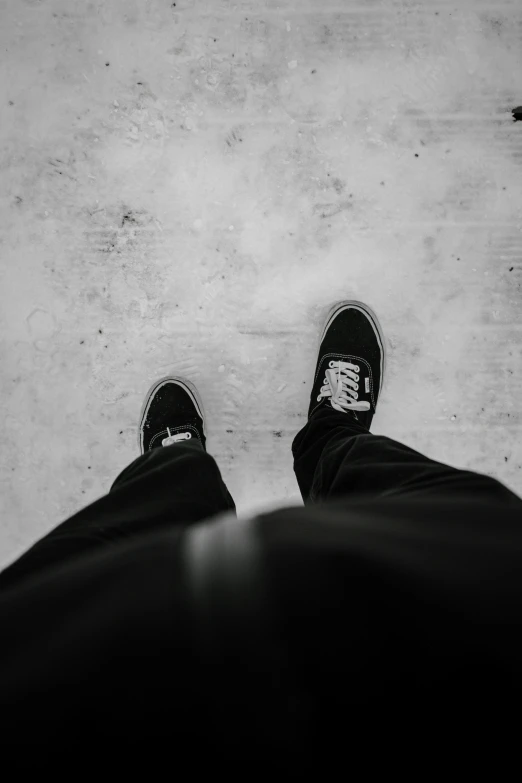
328, 399, 359, 421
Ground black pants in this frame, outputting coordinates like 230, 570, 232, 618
0, 405, 519, 589
2, 404, 522, 765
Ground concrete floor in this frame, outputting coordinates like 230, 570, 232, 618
1, 0, 522, 571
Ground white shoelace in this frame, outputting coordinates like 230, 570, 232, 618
318, 360, 371, 414
162, 429, 193, 447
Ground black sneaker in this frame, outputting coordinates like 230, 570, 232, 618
308, 300, 387, 431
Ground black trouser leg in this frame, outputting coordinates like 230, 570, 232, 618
0, 440, 236, 589
292, 405, 521, 506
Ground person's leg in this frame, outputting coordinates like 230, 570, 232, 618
292, 405, 521, 506
0, 439, 236, 590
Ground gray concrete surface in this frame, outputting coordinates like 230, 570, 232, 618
1, 0, 521, 571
